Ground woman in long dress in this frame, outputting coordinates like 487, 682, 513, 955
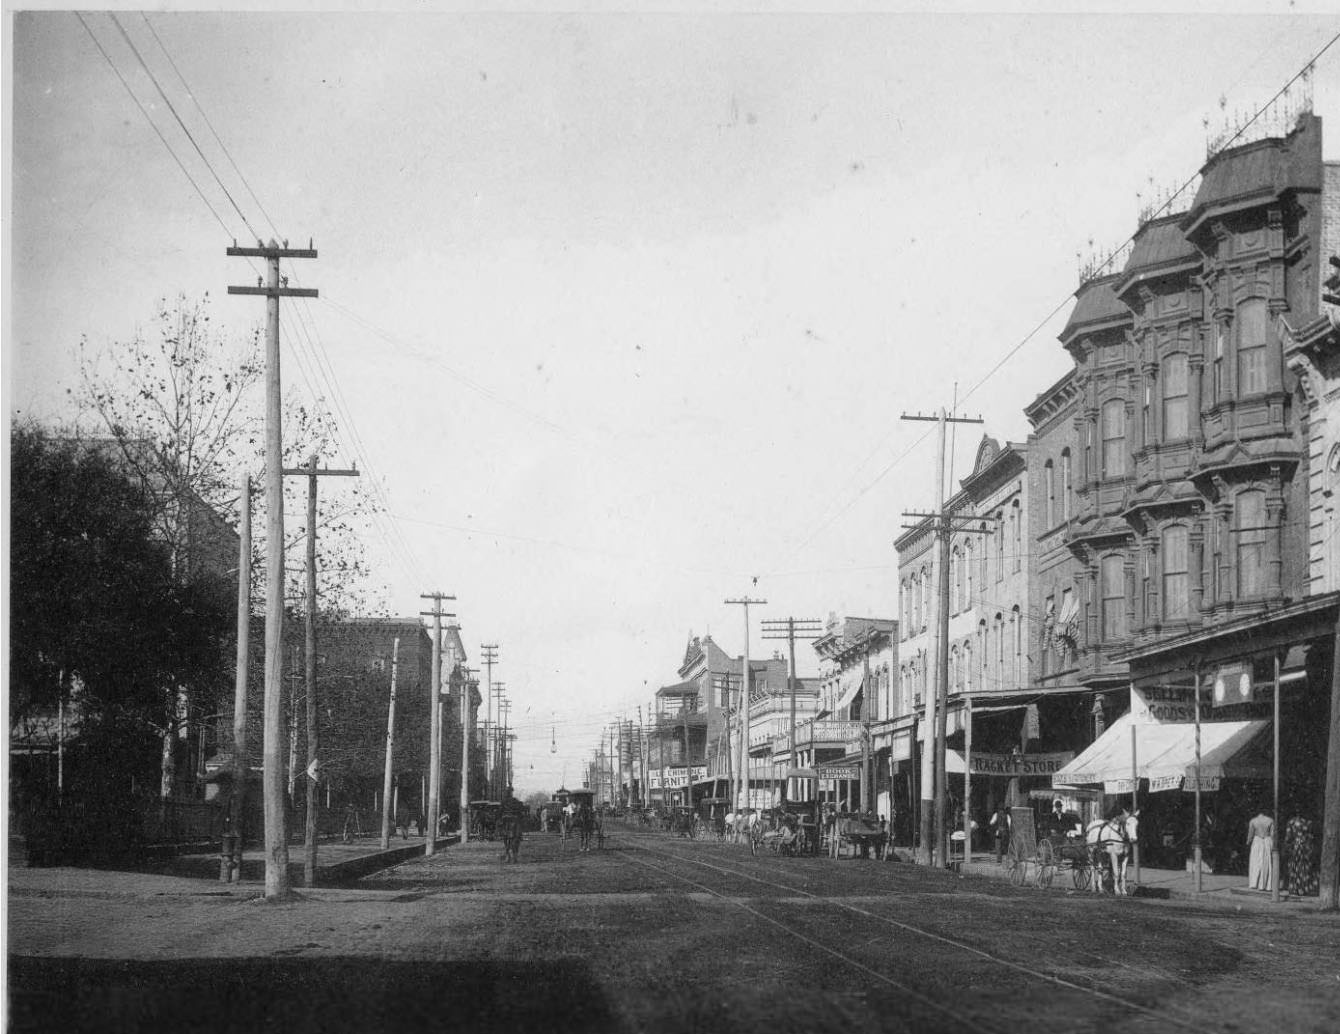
1285, 815, 1319, 897
1246, 811, 1274, 891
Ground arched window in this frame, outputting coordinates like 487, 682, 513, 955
1101, 554, 1126, 641
1163, 353, 1189, 440
1237, 299, 1269, 395
1163, 525, 1189, 620
1061, 449, 1072, 520
994, 613, 1005, 684
965, 541, 975, 607
950, 645, 959, 693
979, 524, 989, 589
1044, 459, 1055, 527
911, 573, 920, 631
1102, 399, 1126, 478
1237, 490, 1267, 597
964, 642, 973, 691
995, 512, 1005, 581
1007, 605, 1018, 685
954, 546, 965, 612
1012, 499, 1022, 572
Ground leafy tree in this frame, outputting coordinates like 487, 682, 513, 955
9, 424, 232, 787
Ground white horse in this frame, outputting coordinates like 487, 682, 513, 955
726, 809, 761, 845
1085, 810, 1140, 895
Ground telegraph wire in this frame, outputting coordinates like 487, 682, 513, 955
107, 13, 259, 243
139, 12, 283, 240
74, 12, 233, 239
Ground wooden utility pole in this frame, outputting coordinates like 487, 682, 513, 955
726, 597, 767, 812
419, 592, 455, 855
282, 455, 358, 888
480, 645, 498, 796
230, 477, 251, 867
637, 707, 648, 808
762, 617, 823, 802
227, 238, 318, 899
491, 683, 506, 795
460, 663, 478, 841
379, 638, 400, 850
902, 408, 984, 867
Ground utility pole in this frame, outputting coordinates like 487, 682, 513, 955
419, 592, 455, 855
491, 683, 506, 794
379, 638, 400, 850
726, 597, 767, 812
480, 645, 498, 796
637, 707, 648, 809
282, 455, 358, 888
230, 476, 251, 871
762, 617, 823, 802
227, 237, 317, 900
460, 664, 478, 840
902, 408, 985, 868
500, 697, 512, 790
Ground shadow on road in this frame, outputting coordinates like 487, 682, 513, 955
8, 954, 619, 1034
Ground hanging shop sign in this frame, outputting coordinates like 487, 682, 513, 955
967, 751, 1075, 777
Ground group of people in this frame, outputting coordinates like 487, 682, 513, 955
1245, 808, 1320, 897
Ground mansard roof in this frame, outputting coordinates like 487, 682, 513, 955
1182, 113, 1323, 239
1059, 273, 1129, 348
1114, 215, 1199, 301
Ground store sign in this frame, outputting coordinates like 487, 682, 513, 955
968, 752, 1075, 777
1132, 684, 1202, 724
1212, 664, 1253, 707
815, 765, 860, 780
648, 766, 706, 790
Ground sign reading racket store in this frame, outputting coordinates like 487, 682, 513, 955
967, 752, 1074, 777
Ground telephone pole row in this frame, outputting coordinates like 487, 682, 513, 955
226, 239, 317, 900
281, 456, 359, 888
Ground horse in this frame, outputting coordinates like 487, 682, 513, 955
571, 804, 597, 852
498, 813, 523, 864
728, 809, 761, 847
1085, 810, 1140, 895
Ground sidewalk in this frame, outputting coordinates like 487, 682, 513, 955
957, 854, 1329, 912
8, 831, 459, 897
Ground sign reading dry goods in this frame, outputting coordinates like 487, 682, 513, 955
967, 752, 1075, 777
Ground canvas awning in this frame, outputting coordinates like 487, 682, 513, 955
1053, 712, 1271, 793
832, 674, 864, 713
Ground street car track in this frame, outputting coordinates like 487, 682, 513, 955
619, 832, 1221, 1034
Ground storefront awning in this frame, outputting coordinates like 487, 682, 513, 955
832, 674, 864, 714
1053, 712, 1271, 793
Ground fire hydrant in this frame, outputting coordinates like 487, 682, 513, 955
219, 833, 240, 883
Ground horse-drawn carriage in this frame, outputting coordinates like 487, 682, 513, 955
695, 798, 730, 842
754, 802, 820, 857
468, 800, 501, 841
1005, 805, 1139, 894
665, 805, 696, 839
562, 789, 603, 852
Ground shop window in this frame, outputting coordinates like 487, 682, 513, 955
1237, 299, 1268, 396
1101, 554, 1125, 641
1102, 399, 1126, 478
1237, 490, 1267, 597
1163, 525, 1189, 620
1163, 353, 1188, 440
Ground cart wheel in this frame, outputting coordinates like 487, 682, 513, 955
1007, 840, 1025, 885
1073, 863, 1091, 891
1036, 839, 1056, 888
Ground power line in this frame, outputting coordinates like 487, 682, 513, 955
108, 13, 258, 242
139, 12, 282, 240
74, 12, 232, 239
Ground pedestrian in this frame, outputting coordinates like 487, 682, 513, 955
1246, 808, 1274, 892
1284, 812, 1319, 897
990, 805, 1011, 864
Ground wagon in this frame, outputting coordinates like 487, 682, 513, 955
1004, 806, 1095, 889
469, 800, 501, 841
695, 798, 730, 842
563, 790, 603, 852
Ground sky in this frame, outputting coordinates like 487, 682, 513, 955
6, 2, 1340, 796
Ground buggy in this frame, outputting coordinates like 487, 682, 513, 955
468, 800, 501, 841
